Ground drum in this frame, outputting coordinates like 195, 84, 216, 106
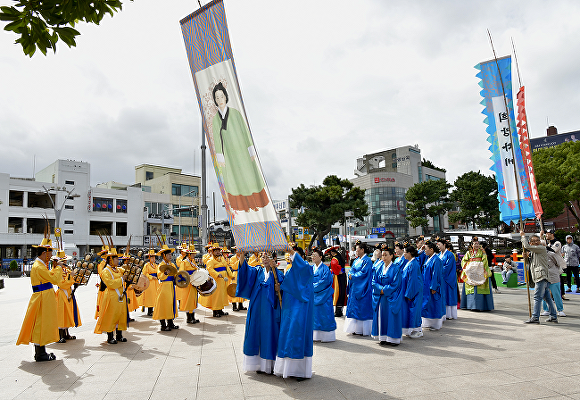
190, 269, 217, 296
133, 274, 150, 297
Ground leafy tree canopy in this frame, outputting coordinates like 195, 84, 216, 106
533, 141, 580, 227
405, 179, 453, 234
421, 158, 446, 173
0, 0, 129, 57
289, 175, 368, 249
449, 170, 501, 229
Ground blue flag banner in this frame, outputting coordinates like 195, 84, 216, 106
475, 56, 535, 223
180, 0, 288, 251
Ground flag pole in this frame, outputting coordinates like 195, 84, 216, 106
488, 30, 532, 317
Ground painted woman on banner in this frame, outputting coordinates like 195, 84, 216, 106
211, 81, 269, 213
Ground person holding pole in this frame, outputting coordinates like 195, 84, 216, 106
521, 231, 558, 324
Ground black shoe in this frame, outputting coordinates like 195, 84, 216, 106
160, 320, 171, 331
219, 310, 229, 316
213, 310, 221, 318
167, 320, 179, 330
545, 316, 559, 323
379, 341, 387, 345
147, 308, 153, 316
128, 318, 135, 323
35, 352, 56, 362
58, 329, 66, 343
296, 377, 309, 382
238, 303, 247, 311
116, 330, 127, 342
524, 318, 540, 324
64, 329, 76, 340
232, 303, 238, 311
566, 288, 572, 292
57, 338, 66, 343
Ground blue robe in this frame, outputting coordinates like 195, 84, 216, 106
439, 250, 458, 307
371, 262, 403, 339
312, 262, 336, 332
346, 255, 373, 321
421, 254, 444, 319
393, 256, 408, 272
277, 253, 314, 359
236, 260, 283, 360
401, 258, 423, 330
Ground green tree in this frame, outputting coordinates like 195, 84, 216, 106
533, 141, 580, 227
405, 179, 453, 234
0, 0, 129, 57
449, 171, 501, 229
289, 175, 368, 249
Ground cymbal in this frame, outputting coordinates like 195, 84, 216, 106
159, 264, 177, 277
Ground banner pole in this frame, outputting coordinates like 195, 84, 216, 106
487, 29, 531, 317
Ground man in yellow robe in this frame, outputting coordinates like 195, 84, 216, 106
94, 246, 108, 320
141, 250, 159, 316
175, 243, 188, 303
153, 245, 179, 331
17, 237, 62, 361
94, 248, 128, 344
179, 244, 200, 324
55, 251, 80, 343
199, 243, 230, 317
227, 247, 247, 311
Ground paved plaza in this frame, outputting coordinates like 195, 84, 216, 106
2, 276, 580, 400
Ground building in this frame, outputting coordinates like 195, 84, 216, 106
0, 160, 143, 265
134, 164, 201, 247
350, 145, 448, 238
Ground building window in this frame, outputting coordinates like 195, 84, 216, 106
9, 191, 24, 207
64, 230, 74, 235
116, 199, 128, 213
64, 220, 74, 225
65, 180, 75, 185
145, 171, 154, 181
90, 221, 112, 235
173, 204, 192, 217
172, 225, 199, 236
65, 205, 74, 210
172, 183, 198, 197
116, 222, 128, 236
93, 197, 113, 212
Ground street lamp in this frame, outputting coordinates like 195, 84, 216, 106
35, 185, 80, 229
345, 211, 354, 254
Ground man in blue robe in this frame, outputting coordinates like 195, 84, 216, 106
274, 247, 314, 380
421, 241, 445, 330
437, 238, 458, 320
311, 248, 336, 342
401, 246, 423, 338
236, 251, 284, 374
344, 241, 374, 336
371, 245, 403, 345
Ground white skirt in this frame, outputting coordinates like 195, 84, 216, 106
273, 356, 313, 379
371, 334, 402, 344
243, 355, 275, 374
446, 305, 458, 320
421, 316, 444, 330
313, 330, 336, 342
343, 317, 373, 336
402, 327, 423, 336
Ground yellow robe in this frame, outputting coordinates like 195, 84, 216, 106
152, 261, 178, 320
178, 258, 199, 312
17, 258, 63, 346
94, 259, 107, 319
94, 266, 127, 334
227, 255, 244, 303
175, 254, 187, 301
140, 261, 159, 308
56, 271, 76, 329
202, 253, 211, 266
198, 256, 229, 310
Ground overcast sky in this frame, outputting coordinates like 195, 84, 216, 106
1, 0, 579, 220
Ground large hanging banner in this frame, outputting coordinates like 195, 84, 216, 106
475, 56, 535, 223
180, 0, 288, 251
516, 86, 543, 219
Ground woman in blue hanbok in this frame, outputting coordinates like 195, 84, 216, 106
236, 251, 284, 374
421, 242, 445, 330
372, 245, 403, 345
401, 246, 423, 338
344, 241, 374, 336
437, 238, 458, 320
393, 242, 408, 272
274, 247, 314, 380
311, 248, 336, 342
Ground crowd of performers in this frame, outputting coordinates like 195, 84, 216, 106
16, 231, 495, 381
